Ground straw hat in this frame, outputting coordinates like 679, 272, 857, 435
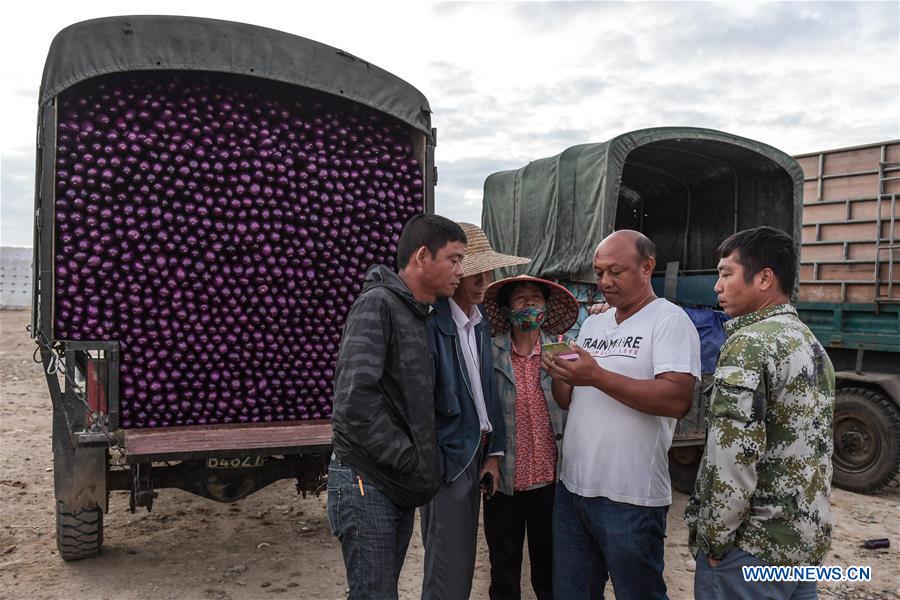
484, 275, 580, 336
458, 222, 531, 276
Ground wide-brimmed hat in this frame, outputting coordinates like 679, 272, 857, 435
458, 222, 531, 277
484, 275, 579, 336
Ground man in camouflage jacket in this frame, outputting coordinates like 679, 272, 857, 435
686, 226, 835, 600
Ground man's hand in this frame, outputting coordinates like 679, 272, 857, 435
587, 302, 611, 315
543, 343, 694, 417
479, 455, 501, 496
542, 343, 602, 387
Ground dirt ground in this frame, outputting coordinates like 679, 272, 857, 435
1, 307, 898, 600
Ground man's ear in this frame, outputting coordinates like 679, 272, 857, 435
757, 267, 776, 292
643, 256, 656, 276
412, 245, 429, 269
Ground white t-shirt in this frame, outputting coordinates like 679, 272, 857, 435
560, 298, 701, 507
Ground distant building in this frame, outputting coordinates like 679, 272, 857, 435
1, 247, 32, 308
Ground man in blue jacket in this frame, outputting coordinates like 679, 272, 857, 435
421, 222, 531, 600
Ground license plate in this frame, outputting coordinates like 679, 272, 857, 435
206, 456, 266, 469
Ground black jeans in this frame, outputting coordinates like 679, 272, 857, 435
482, 483, 555, 600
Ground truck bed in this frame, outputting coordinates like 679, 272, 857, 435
123, 420, 332, 463
795, 140, 900, 304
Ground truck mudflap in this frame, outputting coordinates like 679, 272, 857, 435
52, 393, 109, 513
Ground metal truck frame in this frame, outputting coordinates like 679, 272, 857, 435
32, 16, 437, 560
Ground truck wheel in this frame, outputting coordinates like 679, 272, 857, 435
668, 446, 703, 495
832, 387, 900, 494
56, 501, 103, 560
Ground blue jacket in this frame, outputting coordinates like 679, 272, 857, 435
428, 297, 506, 483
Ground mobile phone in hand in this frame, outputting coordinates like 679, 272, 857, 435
542, 341, 578, 362
479, 472, 494, 500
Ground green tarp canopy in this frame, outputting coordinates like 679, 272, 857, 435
482, 127, 804, 284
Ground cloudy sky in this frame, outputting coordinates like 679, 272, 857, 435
1, 1, 898, 247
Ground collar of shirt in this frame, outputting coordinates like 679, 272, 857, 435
449, 297, 483, 330
447, 297, 493, 433
511, 337, 541, 359
724, 303, 797, 337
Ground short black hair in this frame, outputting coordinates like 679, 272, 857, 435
498, 280, 551, 309
396, 214, 467, 269
718, 226, 796, 295
635, 235, 656, 262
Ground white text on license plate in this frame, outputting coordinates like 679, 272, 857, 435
206, 456, 266, 469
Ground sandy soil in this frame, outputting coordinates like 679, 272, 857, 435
1, 308, 898, 599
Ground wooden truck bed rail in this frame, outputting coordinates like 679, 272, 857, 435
123, 421, 333, 463
796, 140, 900, 304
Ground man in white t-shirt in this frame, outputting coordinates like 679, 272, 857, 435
542, 230, 701, 600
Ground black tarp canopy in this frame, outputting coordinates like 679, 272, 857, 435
482, 127, 804, 283
39, 15, 433, 140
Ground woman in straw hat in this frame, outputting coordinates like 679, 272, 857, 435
481, 275, 579, 600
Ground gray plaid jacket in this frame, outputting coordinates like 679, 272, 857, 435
491, 331, 567, 496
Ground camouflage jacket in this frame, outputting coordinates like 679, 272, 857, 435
685, 304, 835, 565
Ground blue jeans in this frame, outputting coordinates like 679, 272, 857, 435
695, 549, 817, 600
552, 483, 669, 600
326, 457, 415, 600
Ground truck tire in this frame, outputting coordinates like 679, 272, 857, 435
668, 446, 703, 495
832, 387, 900, 494
56, 501, 103, 560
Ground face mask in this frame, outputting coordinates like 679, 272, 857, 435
505, 306, 547, 332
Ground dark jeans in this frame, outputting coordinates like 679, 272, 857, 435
695, 549, 818, 600
483, 483, 555, 600
326, 457, 415, 600
552, 483, 669, 600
